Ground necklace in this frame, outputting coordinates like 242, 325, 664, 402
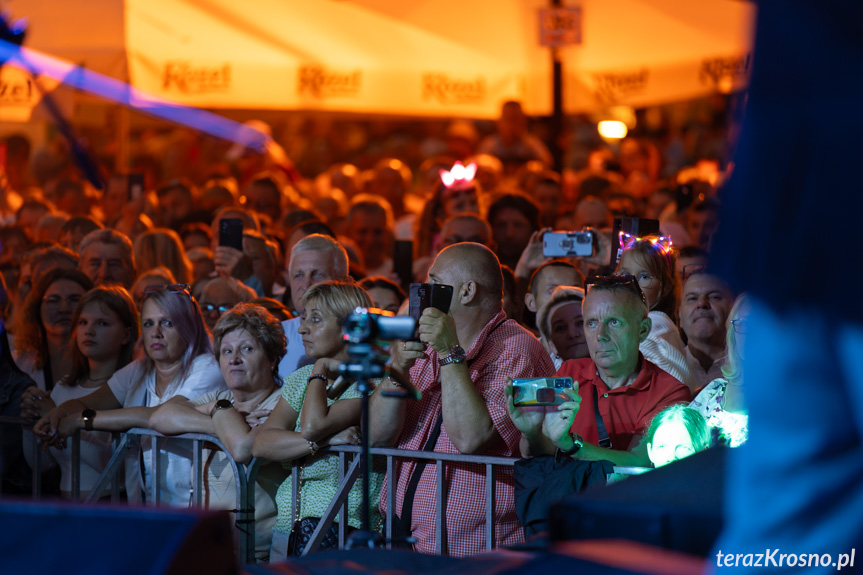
86, 374, 111, 383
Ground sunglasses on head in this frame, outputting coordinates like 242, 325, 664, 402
584, 274, 647, 305
144, 283, 192, 298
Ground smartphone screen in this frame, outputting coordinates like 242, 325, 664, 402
219, 218, 244, 251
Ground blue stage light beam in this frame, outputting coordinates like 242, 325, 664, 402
0, 38, 269, 153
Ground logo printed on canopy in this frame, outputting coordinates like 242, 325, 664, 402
592, 69, 649, 104
422, 73, 486, 105
298, 66, 362, 98
163, 62, 231, 93
0, 76, 33, 104
699, 54, 751, 92
0, 66, 47, 123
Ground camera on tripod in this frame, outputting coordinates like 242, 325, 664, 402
343, 307, 416, 344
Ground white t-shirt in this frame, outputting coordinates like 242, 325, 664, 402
640, 311, 696, 392
107, 354, 226, 506
49, 382, 113, 496
277, 316, 313, 379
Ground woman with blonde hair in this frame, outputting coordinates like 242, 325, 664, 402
254, 281, 382, 560
133, 228, 193, 285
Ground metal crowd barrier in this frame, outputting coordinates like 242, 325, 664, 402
76, 427, 263, 564
0, 415, 45, 498
2, 418, 650, 562
295, 445, 519, 557
288, 447, 648, 557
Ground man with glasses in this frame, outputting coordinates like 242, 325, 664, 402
509, 275, 690, 467
679, 270, 734, 392
197, 277, 256, 332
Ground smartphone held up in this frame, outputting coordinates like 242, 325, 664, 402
543, 231, 594, 258
408, 283, 454, 340
512, 377, 574, 407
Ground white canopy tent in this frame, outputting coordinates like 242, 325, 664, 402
3, 0, 754, 119
351, 0, 756, 116
7, 0, 526, 118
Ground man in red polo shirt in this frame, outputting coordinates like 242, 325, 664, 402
508, 275, 690, 466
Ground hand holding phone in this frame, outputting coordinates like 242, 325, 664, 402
543, 231, 594, 258
408, 283, 454, 340
218, 218, 244, 252
513, 377, 574, 407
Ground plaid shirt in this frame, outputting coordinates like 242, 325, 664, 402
380, 310, 555, 556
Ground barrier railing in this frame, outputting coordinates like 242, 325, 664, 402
0, 415, 42, 498
76, 427, 263, 564
2, 418, 649, 562
295, 445, 519, 557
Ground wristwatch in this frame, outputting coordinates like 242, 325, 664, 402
210, 398, 234, 416
438, 345, 466, 366
557, 432, 584, 458
81, 408, 96, 431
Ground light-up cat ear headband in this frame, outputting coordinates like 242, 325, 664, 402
439, 161, 477, 192
618, 231, 673, 254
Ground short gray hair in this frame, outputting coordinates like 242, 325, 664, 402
291, 234, 348, 277
79, 229, 136, 275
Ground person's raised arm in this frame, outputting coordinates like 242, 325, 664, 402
504, 379, 557, 458
300, 357, 362, 443
420, 309, 497, 454
368, 339, 423, 447
542, 389, 651, 467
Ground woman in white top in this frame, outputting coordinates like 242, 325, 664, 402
36, 283, 226, 505
616, 234, 696, 392
22, 286, 139, 499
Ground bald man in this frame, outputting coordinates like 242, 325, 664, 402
370, 242, 554, 557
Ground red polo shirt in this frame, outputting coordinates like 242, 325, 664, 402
555, 356, 691, 450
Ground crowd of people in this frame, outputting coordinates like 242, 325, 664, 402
0, 99, 747, 562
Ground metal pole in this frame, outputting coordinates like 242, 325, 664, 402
551, 0, 565, 173
360, 384, 370, 532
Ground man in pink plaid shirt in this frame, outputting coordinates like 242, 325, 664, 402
370, 242, 555, 556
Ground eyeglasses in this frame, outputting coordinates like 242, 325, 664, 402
144, 283, 191, 298
584, 274, 647, 305
42, 294, 82, 309
201, 303, 232, 315
730, 318, 747, 335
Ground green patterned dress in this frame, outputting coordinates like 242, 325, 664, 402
272, 364, 384, 534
